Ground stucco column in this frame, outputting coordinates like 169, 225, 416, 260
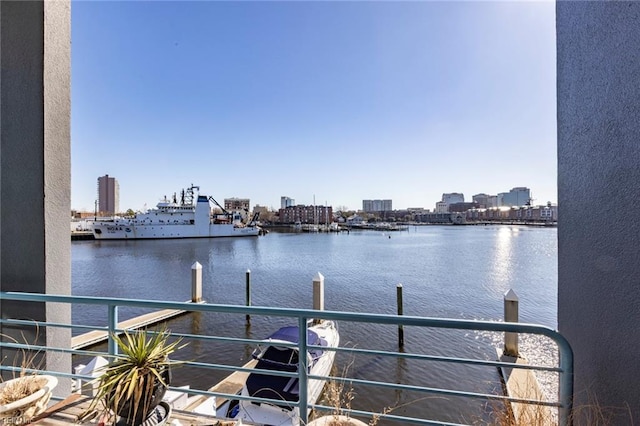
557, 1, 640, 421
0, 0, 71, 395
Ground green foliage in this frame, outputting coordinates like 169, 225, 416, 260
82, 327, 187, 424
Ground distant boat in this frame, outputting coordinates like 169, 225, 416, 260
91, 185, 261, 240
230, 320, 339, 426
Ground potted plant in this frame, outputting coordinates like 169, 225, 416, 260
0, 374, 58, 423
0, 332, 59, 424
84, 327, 186, 426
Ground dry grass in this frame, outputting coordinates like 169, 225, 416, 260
482, 389, 635, 426
0, 376, 48, 406
0, 328, 53, 422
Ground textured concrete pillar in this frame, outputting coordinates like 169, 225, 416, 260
0, 0, 71, 395
557, 1, 640, 421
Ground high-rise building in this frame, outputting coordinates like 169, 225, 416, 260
362, 199, 392, 213
97, 174, 119, 216
500, 187, 531, 207
472, 193, 490, 208
442, 193, 464, 204
281, 196, 295, 209
436, 193, 464, 213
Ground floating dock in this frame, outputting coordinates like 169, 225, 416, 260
71, 305, 194, 350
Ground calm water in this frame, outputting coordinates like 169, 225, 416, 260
72, 225, 558, 424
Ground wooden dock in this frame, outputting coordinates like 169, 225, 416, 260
184, 359, 257, 414
497, 350, 554, 425
32, 393, 258, 425
71, 305, 195, 350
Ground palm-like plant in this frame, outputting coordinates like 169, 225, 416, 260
85, 327, 187, 425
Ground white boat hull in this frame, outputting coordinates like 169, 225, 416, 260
91, 223, 260, 240
236, 320, 339, 426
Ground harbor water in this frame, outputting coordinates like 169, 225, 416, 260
72, 225, 557, 424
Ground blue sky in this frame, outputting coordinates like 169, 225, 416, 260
72, 1, 556, 212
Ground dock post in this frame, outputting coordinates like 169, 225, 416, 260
246, 269, 251, 325
312, 273, 325, 324
191, 261, 202, 303
504, 289, 519, 357
397, 284, 404, 348
313, 272, 325, 311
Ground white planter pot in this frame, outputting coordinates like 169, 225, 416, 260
0, 375, 58, 422
308, 415, 368, 426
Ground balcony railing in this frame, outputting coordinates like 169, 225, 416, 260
0, 291, 573, 425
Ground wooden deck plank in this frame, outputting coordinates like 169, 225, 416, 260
31, 393, 254, 425
184, 359, 257, 412
71, 306, 195, 350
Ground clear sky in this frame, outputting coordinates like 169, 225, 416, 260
71, 0, 557, 213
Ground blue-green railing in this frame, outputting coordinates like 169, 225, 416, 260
0, 291, 573, 425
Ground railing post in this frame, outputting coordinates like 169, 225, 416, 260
503, 289, 519, 357
557, 334, 575, 426
107, 304, 118, 356
298, 316, 309, 425
245, 269, 251, 325
397, 283, 404, 348
191, 261, 202, 303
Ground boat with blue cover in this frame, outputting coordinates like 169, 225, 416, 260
232, 320, 339, 425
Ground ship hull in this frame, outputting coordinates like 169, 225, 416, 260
92, 223, 260, 240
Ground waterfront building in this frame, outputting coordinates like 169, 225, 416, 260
435, 201, 449, 213
224, 198, 250, 212
280, 196, 295, 209
97, 174, 119, 216
415, 212, 455, 224
362, 199, 392, 213
449, 202, 479, 213
279, 204, 333, 225
224, 198, 251, 221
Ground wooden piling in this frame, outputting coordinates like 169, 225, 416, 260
397, 283, 404, 348
246, 269, 251, 324
191, 261, 202, 303
504, 289, 519, 357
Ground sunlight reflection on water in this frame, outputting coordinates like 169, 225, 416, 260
72, 225, 558, 423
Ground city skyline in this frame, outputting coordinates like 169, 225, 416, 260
71, 1, 556, 212
79, 175, 545, 213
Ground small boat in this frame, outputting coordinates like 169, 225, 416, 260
232, 320, 339, 425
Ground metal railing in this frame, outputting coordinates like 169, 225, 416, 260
0, 291, 573, 425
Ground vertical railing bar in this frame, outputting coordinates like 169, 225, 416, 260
298, 316, 309, 426
107, 304, 118, 356
557, 335, 574, 425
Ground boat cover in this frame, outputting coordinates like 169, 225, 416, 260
265, 326, 323, 346
246, 326, 329, 405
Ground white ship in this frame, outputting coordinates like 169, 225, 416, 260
91, 185, 261, 240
